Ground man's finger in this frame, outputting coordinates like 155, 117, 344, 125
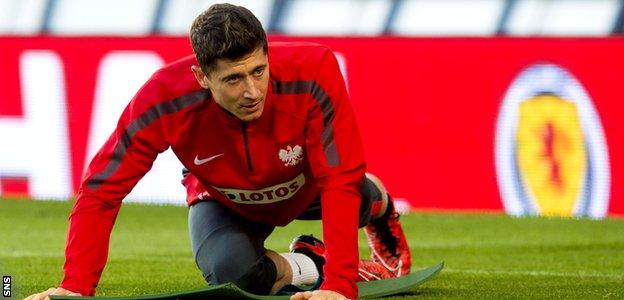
290, 291, 313, 300
24, 287, 81, 300
308, 290, 348, 300
24, 287, 55, 300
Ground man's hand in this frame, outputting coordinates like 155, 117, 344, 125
290, 290, 348, 300
24, 287, 81, 300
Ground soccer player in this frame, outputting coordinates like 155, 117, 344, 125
26, 4, 410, 300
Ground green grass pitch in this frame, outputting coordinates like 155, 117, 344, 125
1, 199, 622, 299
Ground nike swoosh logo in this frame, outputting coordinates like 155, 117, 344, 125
294, 260, 302, 275
194, 153, 224, 165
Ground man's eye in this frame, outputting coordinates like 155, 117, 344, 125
226, 77, 240, 84
253, 68, 264, 76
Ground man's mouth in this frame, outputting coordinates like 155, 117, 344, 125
240, 101, 261, 112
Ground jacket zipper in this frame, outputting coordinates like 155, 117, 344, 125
241, 123, 254, 172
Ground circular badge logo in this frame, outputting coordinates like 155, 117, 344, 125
495, 63, 610, 218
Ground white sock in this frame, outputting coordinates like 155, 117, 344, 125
280, 253, 320, 286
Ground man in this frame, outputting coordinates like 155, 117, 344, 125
27, 4, 410, 300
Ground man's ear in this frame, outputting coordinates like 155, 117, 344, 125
191, 65, 211, 89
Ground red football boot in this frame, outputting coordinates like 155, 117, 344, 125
357, 260, 394, 281
364, 198, 412, 276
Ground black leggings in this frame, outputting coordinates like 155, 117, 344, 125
188, 176, 382, 293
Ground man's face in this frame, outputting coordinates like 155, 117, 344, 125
192, 47, 269, 122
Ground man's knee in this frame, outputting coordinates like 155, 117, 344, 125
199, 251, 248, 284
194, 231, 253, 281
194, 230, 277, 294
232, 255, 277, 294
198, 251, 277, 294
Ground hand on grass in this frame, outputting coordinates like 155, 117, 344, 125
24, 287, 82, 300
290, 290, 348, 300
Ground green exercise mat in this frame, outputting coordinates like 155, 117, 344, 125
51, 262, 443, 299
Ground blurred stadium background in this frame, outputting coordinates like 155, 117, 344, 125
1, 1, 624, 299
1, 0, 624, 36
1, 0, 622, 218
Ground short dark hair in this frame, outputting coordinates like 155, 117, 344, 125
190, 3, 268, 73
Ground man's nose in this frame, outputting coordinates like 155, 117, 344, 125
243, 77, 261, 99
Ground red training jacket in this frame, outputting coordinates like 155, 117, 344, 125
61, 42, 365, 299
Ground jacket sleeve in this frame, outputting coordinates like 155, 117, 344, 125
60, 76, 170, 296
305, 48, 365, 300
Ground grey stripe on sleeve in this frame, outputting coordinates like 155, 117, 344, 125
272, 80, 339, 166
87, 89, 209, 190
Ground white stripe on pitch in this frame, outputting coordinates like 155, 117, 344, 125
444, 268, 622, 279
